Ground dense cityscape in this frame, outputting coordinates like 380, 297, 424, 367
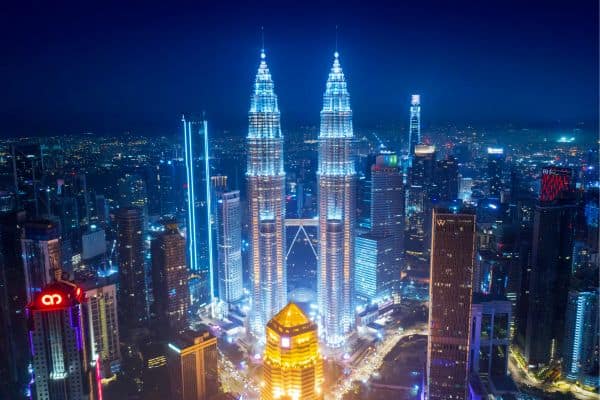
0, 2, 598, 400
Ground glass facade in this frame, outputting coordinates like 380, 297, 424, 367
426, 210, 476, 400
317, 52, 356, 347
247, 51, 287, 338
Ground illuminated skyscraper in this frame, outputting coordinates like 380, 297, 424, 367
317, 51, 356, 347
215, 190, 243, 308
405, 145, 436, 273
151, 221, 190, 336
562, 289, 598, 384
27, 282, 97, 400
262, 302, 323, 400
21, 220, 62, 302
426, 209, 475, 400
84, 282, 121, 379
116, 207, 146, 334
525, 166, 576, 365
10, 144, 43, 216
371, 153, 404, 240
487, 147, 505, 196
408, 94, 421, 158
355, 234, 395, 304
182, 116, 214, 308
167, 330, 219, 400
247, 50, 286, 337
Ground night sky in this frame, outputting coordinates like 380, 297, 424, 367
1, 0, 598, 136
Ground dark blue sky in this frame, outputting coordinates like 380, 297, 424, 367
1, 0, 597, 136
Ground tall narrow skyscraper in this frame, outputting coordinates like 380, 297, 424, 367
247, 50, 286, 337
562, 289, 598, 385
317, 52, 356, 347
408, 94, 421, 157
405, 145, 437, 273
182, 116, 214, 308
426, 209, 476, 400
487, 147, 505, 196
525, 166, 576, 365
84, 281, 121, 379
152, 221, 190, 337
215, 190, 243, 309
27, 282, 97, 400
116, 207, 146, 334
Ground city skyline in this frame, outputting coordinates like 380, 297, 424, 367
0, 3, 598, 400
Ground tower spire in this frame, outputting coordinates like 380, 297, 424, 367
335, 24, 338, 54
261, 26, 265, 58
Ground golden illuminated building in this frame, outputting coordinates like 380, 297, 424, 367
262, 303, 323, 400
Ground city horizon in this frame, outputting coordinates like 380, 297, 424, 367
1, 1, 598, 136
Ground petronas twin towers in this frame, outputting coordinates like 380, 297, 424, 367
247, 50, 356, 347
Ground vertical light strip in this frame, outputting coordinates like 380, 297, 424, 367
183, 117, 197, 272
203, 120, 215, 311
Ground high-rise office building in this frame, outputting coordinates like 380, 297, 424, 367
167, 330, 219, 400
84, 281, 121, 379
406, 144, 436, 272
21, 220, 62, 302
436, 155, 459, 202
355, 233, 396, 303
525, 167, 575, 366
10, 144, 44, 216
370, 152, 404, 296
27, 281, 96, 400
157, 160, 179, 216
182, 116, 214, 308
562, 289, 598, 384
357, 153, 376, 229
152, 221, 190, 336
427, 210, 476, 400
247, 50, 287, 337
371, 153, 404, 240
487, 147, 505, 196
317, 52, 357, 347
262, 302, 323, 400
116, 207, 146, 334
117, 172, 148, 216
408, 94, 421, 158
215, 190, 243, 308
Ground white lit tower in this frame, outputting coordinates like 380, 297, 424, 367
247, 50, 287, 338
317, 52, 356, 347
408, 94, 421, 158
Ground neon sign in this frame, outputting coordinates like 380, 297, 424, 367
41, 293, 63, 306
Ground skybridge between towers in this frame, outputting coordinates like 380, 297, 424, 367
285, 217, 318, 259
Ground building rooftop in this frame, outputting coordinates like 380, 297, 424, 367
271, 302, 310, 328
267, 302, 317, 336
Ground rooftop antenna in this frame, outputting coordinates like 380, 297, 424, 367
261, 26, 265, 56
335, 25, 338, 53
